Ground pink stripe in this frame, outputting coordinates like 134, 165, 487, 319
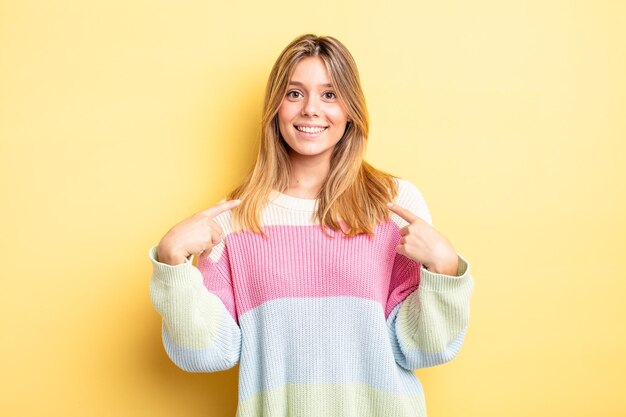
200, 222, 421, 321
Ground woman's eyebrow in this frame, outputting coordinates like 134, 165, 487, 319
288, 80, 333, 88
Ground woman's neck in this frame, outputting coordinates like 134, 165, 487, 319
286, 153, 330, 199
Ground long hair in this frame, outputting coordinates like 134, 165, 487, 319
227, 33, 399, 239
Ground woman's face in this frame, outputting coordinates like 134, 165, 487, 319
277, 56, 349, 162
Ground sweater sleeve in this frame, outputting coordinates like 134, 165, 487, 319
385, 178, 475, 370
148, 242, 241, 372
387, 252, 474, 370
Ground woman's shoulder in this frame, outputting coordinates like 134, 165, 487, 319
390, 177, 433, 226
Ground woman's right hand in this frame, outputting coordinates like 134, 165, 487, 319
156, 199, 242, 265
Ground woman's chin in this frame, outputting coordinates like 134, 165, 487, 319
288, 146, 334, 159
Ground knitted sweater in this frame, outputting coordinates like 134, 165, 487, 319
148, 177, 474, 417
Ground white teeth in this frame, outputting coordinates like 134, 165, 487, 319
296, 126, 327, 133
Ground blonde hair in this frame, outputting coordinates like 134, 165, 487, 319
227, 33, 399, 239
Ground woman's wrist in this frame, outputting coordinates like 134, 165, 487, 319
156, 241, 186, 266
425, 254, 459, 276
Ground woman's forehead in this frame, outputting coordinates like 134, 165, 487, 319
288, 57, 332, 86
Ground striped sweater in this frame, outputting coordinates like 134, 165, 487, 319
148, 177, 474, 417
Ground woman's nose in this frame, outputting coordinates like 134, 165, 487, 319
302, 95, 320, 117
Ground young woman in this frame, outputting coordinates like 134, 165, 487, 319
149, 33, 474, 417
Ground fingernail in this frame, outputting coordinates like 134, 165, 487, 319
387, 203, 393, 208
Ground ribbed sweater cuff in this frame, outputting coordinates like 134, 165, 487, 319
419, 252, 472, 292
148, 245, 198, 286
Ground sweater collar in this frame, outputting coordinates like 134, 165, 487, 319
269, 190, 318, 212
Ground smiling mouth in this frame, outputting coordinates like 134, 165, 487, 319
294, 125, 328, 133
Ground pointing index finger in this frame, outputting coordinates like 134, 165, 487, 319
387, 202, 418, 224
203, 199, 242, 218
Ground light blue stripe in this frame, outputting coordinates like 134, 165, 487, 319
237, 296, 424, 402
387, 301, 468, 370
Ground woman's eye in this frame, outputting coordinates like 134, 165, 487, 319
324, 92, 337, 99
287, 91, 301, 99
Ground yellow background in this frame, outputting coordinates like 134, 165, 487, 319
1, 0, 625, 416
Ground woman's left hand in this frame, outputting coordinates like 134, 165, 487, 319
387, 202, 459, 276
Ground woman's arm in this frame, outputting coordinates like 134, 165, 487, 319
148, 245, 241, 372
385, 178, 475, 370
387, 253, 474, 370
